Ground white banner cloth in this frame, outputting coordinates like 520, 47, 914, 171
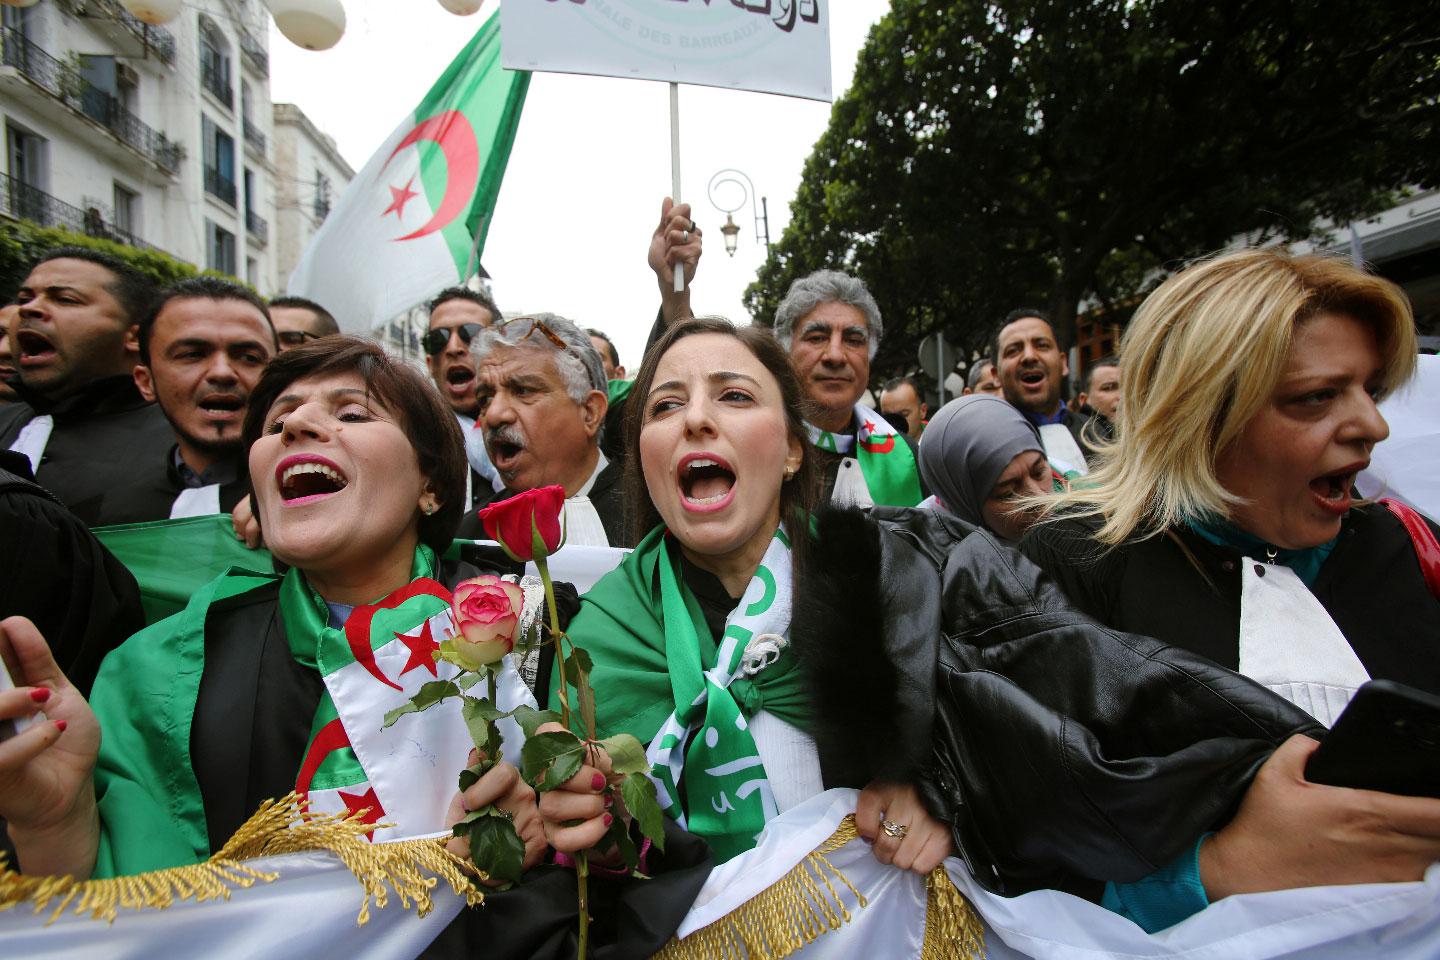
502, 0, 833, 102
0, 847, 466, 960
672, 788, 1440, 959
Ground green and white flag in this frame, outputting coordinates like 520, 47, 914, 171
287, 13, 529, 334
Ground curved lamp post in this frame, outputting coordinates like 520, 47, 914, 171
706, 168, 770, 258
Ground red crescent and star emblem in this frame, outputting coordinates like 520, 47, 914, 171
344, 578, 453, 691
397, 619, 441, 678
378, 109, 481, 242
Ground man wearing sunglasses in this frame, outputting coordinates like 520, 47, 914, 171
268, 296, 339, 351
425, 286, 503, 507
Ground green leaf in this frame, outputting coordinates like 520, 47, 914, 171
597, 734, 650, 777
563, 646, 597, 737
464, 811, 527, 886
600, 812, 639, 872
455, 672, 487, 692
512, 705, 563, 740
460, 697, 499, 754
380, 680, 459, 729
520, 729, 586, 792
457, 758, 495, 793
620, 772, 665, 853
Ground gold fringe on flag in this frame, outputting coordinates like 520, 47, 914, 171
921, 867, 986, 959
0, 793, 484, 926
654, 815, 986, 960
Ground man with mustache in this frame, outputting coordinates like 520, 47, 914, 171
457, 313, 622, 547
424, 286, 502, 508
772, 269, 924, 508
104, 277, 277, 520
994, 308, 1099, 475
0, 248, 174, 526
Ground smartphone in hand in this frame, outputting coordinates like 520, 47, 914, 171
1306, 680, 1440, 799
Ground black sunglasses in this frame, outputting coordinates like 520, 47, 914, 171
423, 322, 485, 356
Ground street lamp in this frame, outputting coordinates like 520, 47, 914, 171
707, 168, 770, 258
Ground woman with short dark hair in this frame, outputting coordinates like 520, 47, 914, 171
0, 337, 543, 880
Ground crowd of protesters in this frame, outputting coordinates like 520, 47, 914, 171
0, 195, 1437, 957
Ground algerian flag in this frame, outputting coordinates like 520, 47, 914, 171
288, 13, 529, 334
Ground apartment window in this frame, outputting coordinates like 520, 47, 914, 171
207, 219, 236, 275
202, 115, 236, 206
7, 122, 47, 191
2, 5, 31, 37
113, 182, 138, 235
199, 16, 233, 107
313, 170, 331, 221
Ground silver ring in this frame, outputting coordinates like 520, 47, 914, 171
881, 818, 908, 839
682, 230, 689, 243
689, 219, 697, 233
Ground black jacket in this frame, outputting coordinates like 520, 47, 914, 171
456, 456, 628, 547
0, 451, 144, 696
0, 376, 175, 527
793, 506, 1321, 897
97, 445, 251, 523
1019, 504, 1440, 694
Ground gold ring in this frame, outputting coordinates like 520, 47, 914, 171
881, 818, 908, 839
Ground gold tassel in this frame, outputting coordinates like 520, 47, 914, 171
0, 793, 484, 926
655, 816, 988, 960
920, 867, 985, 959
653, 817, 868, 960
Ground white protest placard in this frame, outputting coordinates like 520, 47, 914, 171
502, 0, 833, 103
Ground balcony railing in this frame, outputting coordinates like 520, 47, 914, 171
204, 167, 237, 207
0, 29, 182, 174
76, 0, 177, 65
200, 60, 232, 107
238, 28, 268, 77
242, 117, 266, 154
313, 197, 331, 222
0, 171, 158, 252
245, 208, 268, 244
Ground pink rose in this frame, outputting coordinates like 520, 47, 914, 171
449, 575, 524, 670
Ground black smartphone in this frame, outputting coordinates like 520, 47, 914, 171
1305, 680, 1440, 799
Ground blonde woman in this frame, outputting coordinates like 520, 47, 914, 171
1022, 249, 1440, 930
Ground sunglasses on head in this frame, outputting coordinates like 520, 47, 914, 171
500, 316, 569, 352
423, 322, 485, 356
277, 330, 320, 347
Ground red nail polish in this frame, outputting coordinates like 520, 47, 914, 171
603, 814, 613, 827
55, 720, 67, 733
591, 773, 605, 791
603, 794, 614, 808
29, 688, 50, 703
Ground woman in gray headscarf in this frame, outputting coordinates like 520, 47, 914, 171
918, 394, 1052, 540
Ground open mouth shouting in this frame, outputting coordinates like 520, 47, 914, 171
198, 392, 246, 424
277, 454, 349, 505
485, 425, 526, 474
14, 328, 57, 368
443, 363, 476, 401
1308, 461, 1366, 516
1017, 366, 1048, 391
678, 453, 737, 513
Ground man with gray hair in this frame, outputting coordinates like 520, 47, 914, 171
456, 313, 624, 546
772, 269, 923, 507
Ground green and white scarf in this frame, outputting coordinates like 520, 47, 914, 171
644, 527, 795, 862
805, 403, 924, 508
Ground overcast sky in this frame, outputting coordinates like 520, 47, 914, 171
268, 0, 890, 369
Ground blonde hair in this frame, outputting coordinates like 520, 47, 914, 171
1037, 249, 1417, 545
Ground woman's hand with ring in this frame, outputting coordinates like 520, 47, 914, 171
444, 752, 547, 881
857, 780, 954, 875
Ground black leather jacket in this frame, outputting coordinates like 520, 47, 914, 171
792, 506, 1323, 896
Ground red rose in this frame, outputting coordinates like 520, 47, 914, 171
447, 575, 525, 669
478, 485, 565, 562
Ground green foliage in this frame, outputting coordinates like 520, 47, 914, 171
381, 679, 461, 729
512, 705, 563, 740
596, 734, 650, 777
620, 772, 665, 853
746, 0, 1439, 372
453, 808, 527, 886
520, 729, 587, 792
0, 221, 202, 303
